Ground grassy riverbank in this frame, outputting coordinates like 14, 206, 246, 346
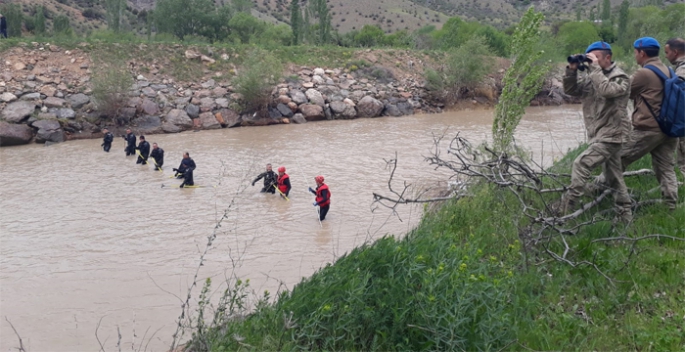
187, 146, 684, 351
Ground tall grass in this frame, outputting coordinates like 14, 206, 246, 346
187, 144, 684, 351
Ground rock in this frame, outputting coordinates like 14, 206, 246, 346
330, 101, 347, 114
199, 97, 215, 112
291, 113, 307, 124
277, 95, 291, 104
136, 74, 147, 81
289, 89, 307, 105
162, 122, 182, 133
13, 62, 26, 71
212, 87, 228, 97
313, 68, 325, 76
0, 121, 33, 146
287, 102, 298, 112
312, 75, 325, 85
383, 104, 402, 117
142, 87, 156, 98
140, 99, 159, 116
218, 109, 240, 128
397, 102, 414, 116
185, 50, 200, 60
150, 84, 168, 91
268, 107, 282, 119
299, 104, 325, 121
35, 123, 65, 143
1, 92, 17, 102
174, 97, 191, 106
165, 109, 193, 128
31, 119, 61, 130
215, 98, 229, 108
357, 96, 384, 118
119, 108, 136, 123
137, 81, 150, 88
196, 90, 212, 98
201, 55, 216, 65
277, 103, 294, 117
201, 79, 215, 89
305, 89, 325, 107
43, 97, 66, 108
20, 93, 41, 100
340, 105, 357, 119
2, 101, 36, 123
199, 112, 221, 129
185, 104, 200, 118
343, 98, 355, 107
54, 108, 76, 119
40, 86, 56, 97
134, 115, 162, 134
282, 118, 290, 124
302, 82, 315, 89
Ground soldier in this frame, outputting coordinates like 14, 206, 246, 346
560, 41, 632, 222
664, 37, 685, 176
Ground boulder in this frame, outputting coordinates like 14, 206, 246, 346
215, 98, 229, 108
40, 86, 57, 97
165, 109, 193, 129
200, 97, 216, 112
357, 96, 384, 118
383, 104, 402, 117
217, 109, 241, 128
2, 101, 36, 123
31, 119, 61, 130
34, 119, 65, 143
174, 96, 191, 106
68, 93, 90, 109
142, 87, 156, 98
0, 92, 17, 102
313, 68, 325, 76
134, 115, 162, 134
162, 122, 182, 133
199, 111, 221, 129
139, 99, 159, 116
276, 103, 294, 117
329, 101, 347, 115
397, 101, 414, 116
287, 102, 298, 112
185, 104, 200, 118
201, 79, 216, 89
299, 104, 325, 121
185, 50, 200, 60
44, 97, 66, 108
305, 89, 325, 107
268, 107, 282, 119
312, 75, 325, 85
212, 87, 228, 97
277, 95, 291, 104
0, 122, 33, 146
289, 89, 307, 105
291, 113, 307, 124
20, 93, 41, 100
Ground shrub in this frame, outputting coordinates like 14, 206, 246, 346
90, 50, 134, 121
232, 49, 283, 116
53, 15, 74, 37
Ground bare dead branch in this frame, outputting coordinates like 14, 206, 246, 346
95, 316, 105, 352
5, 317, 27, 352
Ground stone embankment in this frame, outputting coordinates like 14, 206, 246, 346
0, 43, 576, 147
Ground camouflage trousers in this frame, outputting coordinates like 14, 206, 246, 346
563, 142, 632, 219
678, 137, 685, 177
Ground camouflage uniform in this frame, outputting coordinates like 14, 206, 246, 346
674, 57, 685, 176
562, 62, 632, 220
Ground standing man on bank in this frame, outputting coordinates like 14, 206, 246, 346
0, 14, 7, 39
252, 163, 278, 193
664, 37, 685, 176
123, 129, 136, 156
101, 128, 114, 152
560, 41, 632, 221
150, 142, 164, 171
309, 175, 331, 221
136, 135, 150, 164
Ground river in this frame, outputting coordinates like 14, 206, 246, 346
0, 106, 584, 351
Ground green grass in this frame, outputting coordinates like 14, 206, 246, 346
186, 145, 684, 351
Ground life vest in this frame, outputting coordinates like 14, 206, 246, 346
278, 173, 290, 194
316, 184, 331, 207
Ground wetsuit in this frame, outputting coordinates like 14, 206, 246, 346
277, 173, 291, 197
310, 184, 331, 221
179, 161, 196, 188
101, 132, 113, 152
150, 148, 164, 170
0, 16, 7, 39
136, 140, 150, 164
123, 132, 136, 156
252, 170, 278, 193
174, 158, 196, 178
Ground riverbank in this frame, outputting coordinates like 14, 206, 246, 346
0, 42, 577, 146
183, 144, 684, 351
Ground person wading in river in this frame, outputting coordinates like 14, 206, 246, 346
252, 163, 278, 193
136, 135, 150, 165
173, 152, 196, 180
276, 166, 291, 198
150, 142, 164, 171
309, 175, 331, 221
123, 129, 136, 156
101, 128, 114, 152
559, 41, 632, 222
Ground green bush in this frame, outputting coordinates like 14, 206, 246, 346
232, 49, 283, 115
90, 49, 134, 120
53, 15, 74, 37
0, 4, 23, 38
557, 21, 600, 54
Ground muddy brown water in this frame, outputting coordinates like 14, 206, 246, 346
0, 106, 584, 351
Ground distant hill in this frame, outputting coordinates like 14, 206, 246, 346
9, 0, 684, 37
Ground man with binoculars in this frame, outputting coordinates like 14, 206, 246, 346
559, 41, 632, 222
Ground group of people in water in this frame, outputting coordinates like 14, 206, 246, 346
100, 129, 331, 221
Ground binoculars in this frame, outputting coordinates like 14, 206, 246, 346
567, 54, 593, 71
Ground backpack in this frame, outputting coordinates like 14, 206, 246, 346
643, 65, 685, 137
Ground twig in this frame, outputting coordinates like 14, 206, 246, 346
95, 316, 105, 352
5, 317, 27, 352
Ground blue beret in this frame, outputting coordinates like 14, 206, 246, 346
634, 37, 660, 49
585, 41, 612, 53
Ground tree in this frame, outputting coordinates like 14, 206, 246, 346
228, 12, 265, 44
492, 8, 550, 152
601, 0, 611, 21
557, 21, 600, 54
308, 0, 331, 45
105, 0, 125, 32
53, 15, 74, 37
576, 6, 583, 21
290, 0, 302, 45
353, 25, 385, 47
618, 0, 630, 36
34, 6, 46, 36
154, 0, 213, 40
589, 6, 595, 21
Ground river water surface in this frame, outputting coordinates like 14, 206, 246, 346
0, 106, 584, 351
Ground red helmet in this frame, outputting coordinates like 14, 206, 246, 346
278, 166, 286, 173
315, 175, 324, 183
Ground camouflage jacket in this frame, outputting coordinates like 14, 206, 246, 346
563, 62, 631, 144
674, 56, 685, 79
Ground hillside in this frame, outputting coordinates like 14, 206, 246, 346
10, 0, 683, 37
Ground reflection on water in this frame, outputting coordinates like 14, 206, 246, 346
0, 106, 584, 351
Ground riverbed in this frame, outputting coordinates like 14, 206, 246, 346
0, 106, 584, 351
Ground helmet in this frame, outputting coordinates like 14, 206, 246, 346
278, 166, 286, 173
315, 175, 324, 183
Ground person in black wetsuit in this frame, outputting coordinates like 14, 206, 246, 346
251, 163, 278, 193
123, 129, 136, 156
150, 142, 164, 171
0, 14, 7, 39
136, 135, 150, 164
173, 152, 196, 187
101, 128, 114, 152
